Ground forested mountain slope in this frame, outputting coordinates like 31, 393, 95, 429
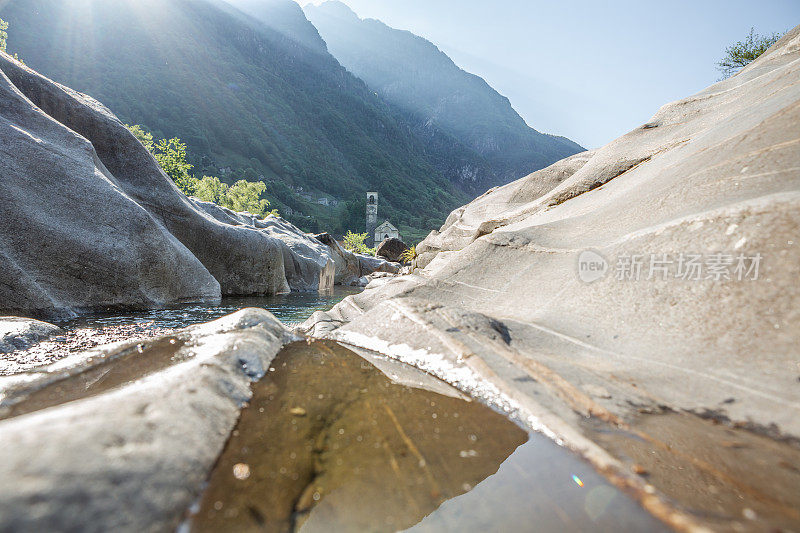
0, 0, 473, 234
305, 1, 584, 188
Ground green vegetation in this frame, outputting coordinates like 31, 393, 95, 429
128, 124, 275, 217
400, 244, 417, 265
342, 231, 375, 256
0, 18, 7, 52
128, 125, 197, 194
0, 17, 23, 63
1, 0, 470, 237
717, 28, 785, 78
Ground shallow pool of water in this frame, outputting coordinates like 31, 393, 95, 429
187, 341, 666, 532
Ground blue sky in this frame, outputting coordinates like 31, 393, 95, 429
299, 0, 798, 148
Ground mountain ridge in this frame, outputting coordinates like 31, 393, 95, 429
304, 0, 584, 187
1, 0, 478, 235
0, 0, 583, 238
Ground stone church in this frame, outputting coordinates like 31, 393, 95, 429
374, 221, 399, 244
365, 192, 400, 245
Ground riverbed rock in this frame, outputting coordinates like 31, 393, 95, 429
0, 317, 62, 353
254, 215, 336, 292
0, 52, 294, 318
192, 200, 335, 292
314, 233, 400, 285
300, 27, 800, 531
0, 308, 288, 532
0, 55, 222, 318
376, 237, 409, 263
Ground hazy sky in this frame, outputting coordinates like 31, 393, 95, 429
299, 0, 798, 148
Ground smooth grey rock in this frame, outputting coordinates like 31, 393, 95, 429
300, 23, 800, 510
0, 52, 290, 319
0, 317, 62, 353
0, 55, 221, 318
314, 233, 400, 285
254, 215, 335, 292
314, 233, 363, 285
0, 308, 288, 532
192, 201, 335, 292
356, 253, 401, 276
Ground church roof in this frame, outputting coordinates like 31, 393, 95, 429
375, 220, 397, 232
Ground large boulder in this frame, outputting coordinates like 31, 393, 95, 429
314, 233, 362, 285
0, 54, 290, 298
300, 27, 800, 531
0, 52, 302, 318
192, 201, 335, 292
376, 237, 409, 263
314, 233, 400, 285
0, 57, 221, 318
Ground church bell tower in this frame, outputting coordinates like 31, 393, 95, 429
366, 192, 378, 246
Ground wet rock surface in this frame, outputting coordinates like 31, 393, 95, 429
0, 308, 289, 532
188, 340, 665, 532
582, 412, 800, 532
0, 317, 62, 354
300, 27, 800, 531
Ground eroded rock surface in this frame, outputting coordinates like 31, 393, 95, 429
0, 317, 62, 353
300, 27, 800, 531
0, 52, 359, 318
314, 232, 400, 285
0, 308, 289, 532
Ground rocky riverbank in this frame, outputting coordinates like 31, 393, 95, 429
298, 27, 800, 531
0, 309, 290, 531
0, 50, 398, 321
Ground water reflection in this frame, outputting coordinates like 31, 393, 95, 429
188, 341, 666, 532
409, 435, 668, 532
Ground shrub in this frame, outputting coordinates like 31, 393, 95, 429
0, 18, 7, 52
126, 124, 276, 217
717, 28, 785, 78
342, 231, 375, 255
400, 244, 417, 264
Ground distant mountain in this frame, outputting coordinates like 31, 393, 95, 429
305, 1, 584, 187
223, 0, 328, 54
0, 0, 475, 236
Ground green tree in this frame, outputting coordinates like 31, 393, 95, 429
193, 175, 228, 204
154, 137, 195, 193
342, 231, 375, 255
717, 28, 785, 78
127, 124, 154, 151
126, 125, 276, 217
226, 180, 271, 214
0, 18, 8, 52
127, 124, 195, 194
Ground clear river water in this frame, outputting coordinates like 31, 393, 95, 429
1, 287, 361, 375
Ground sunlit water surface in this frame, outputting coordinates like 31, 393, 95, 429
1, 288, 360, 374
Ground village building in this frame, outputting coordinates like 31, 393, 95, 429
374, 221, 399, 243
